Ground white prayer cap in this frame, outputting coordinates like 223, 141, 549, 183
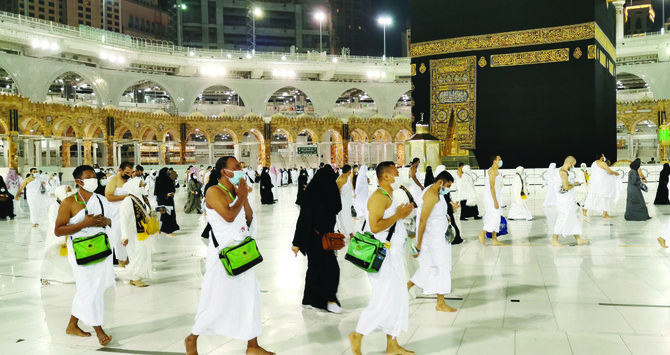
580, 163, 587, 168
434, 165, 446, 175
462, 165, 472, 173
515, 166, 524, 174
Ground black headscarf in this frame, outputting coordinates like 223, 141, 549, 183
300, 165, 342, 213
0, 176, 7, 191
155, 167, 175, 197
424, 166, 434, 186
292, 165, 342, 254
662, 163, 670, 176
630, 158, 641, 171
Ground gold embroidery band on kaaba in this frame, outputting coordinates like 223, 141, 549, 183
490, 48, 570, 68
411, 22, 616, 60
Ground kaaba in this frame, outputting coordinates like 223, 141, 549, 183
410, 0, 617, 168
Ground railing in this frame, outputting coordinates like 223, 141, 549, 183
0, 11, 409, 65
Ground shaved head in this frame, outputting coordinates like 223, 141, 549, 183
565, 156, 576, 165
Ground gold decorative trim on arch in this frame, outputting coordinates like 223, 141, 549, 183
490, 48, 570, 68
411, 22, 596, 58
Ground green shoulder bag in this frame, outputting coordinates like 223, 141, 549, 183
208, 223, 263, 276
345, 220, 396, 273
71, 195, 112, 265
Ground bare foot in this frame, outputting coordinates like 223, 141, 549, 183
96, 333, 112, 346
246, 346, 274, 355
582, 209, 587, 216
167, 233, 176, 237
118, 260, 127, 268
349, 332, 363, 355
658, 237, 668, 249
576, 238, 590, 246
65, 324, 91, 337
130, 280, 149, 287
386, 344, 415, 355
603, 213, 612, 219
491, 240, 503, 246
33, 224, 39, 228
478, 233, 486, 245
436, 303, 458, 312
185, 335, 198, 355
552, 241, 564, 247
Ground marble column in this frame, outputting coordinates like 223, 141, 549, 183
159, 142, 166, 165
76, 138, 82, 166
83, 140, 93, 165
106, 137, 114, 168
614, 0, 626, 41
134, 140, 140, 164
92, 143, 98, 165
45, 137, 51, 166
208, 142, 214, 164
7, 133, 18, 169
34, 140, 42, 167
179, 140, 186, 165
61, 142, 71, 167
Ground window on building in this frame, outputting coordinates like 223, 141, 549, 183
48, 2, 54, 6
48, 9, 54, 14
78, 19, 83, 24
39, 7, 44, 12
29, 5, 34, 10
38, 0, 44, 4
86, 21, 91, 25
85, 14, 91, 19
85, 7, 90, 12
77, 0, 82, 3
49, 16, 54, 21
77, 6, 82, 10
209, 28, 217, 43
29, 12, 34, 16
39, 14, 45, 19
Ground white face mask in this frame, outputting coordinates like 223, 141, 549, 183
389, 175, 402, 191
498, 160, 503, 168
79, 178, 98, 193
32, 173, 39, 178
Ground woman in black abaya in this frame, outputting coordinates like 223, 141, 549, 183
260, 167, 274, 205
155, 167, 180, 235
654, 163, 670, 205
625, 159, 651, 221
295, 168, 309, 205
0, 176, 16, 220
291, 165, 343, 313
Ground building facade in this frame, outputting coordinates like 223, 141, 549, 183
179, 0, 330, 52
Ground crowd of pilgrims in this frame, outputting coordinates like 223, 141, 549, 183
0, 153, 668, 354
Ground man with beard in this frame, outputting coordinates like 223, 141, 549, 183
105, 162, 134, 267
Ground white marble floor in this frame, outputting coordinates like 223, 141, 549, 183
1, 184, 670, 355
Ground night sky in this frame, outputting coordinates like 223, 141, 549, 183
370, 0, 410, 58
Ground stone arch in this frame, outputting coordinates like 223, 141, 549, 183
0, 117, 8, 134
296, 128, 318, 143
616, 71, 654, 101
372, 129, 392, 142
350, 128, 368, 142
83, 121, 106, 138
118, 79, 176, 113
393, 90, 412, 116
395, 129, 411, 142
271, 127, 294, 143
322, 128, 342, 143
45, 71, 101, 106
114, 124, 134, 140
192, 84, 248, 116
265, 86, 315, 116
139, 126, 160, 141
20, 117, 47, 135
214, 128, 239, 144
632, 119, 657, 134
0, 65, 20, 95
162, 127, 180, 142
187, 129, 209, 142
334, 88, 377, 110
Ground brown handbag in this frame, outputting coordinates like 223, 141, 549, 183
0, 194, 8, 202
317, 229, 346, 251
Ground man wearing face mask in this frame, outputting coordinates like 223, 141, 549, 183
409, 157, 424, 192
105, 162, 134, 268
408, 171, 458, 313
584, 154, 620, 218
186, 156, 271, 355
349, 161, 415, 355
15, 167, 45, 227
553, 156, 589, 247
478, 156, 505, 246
54, 165, 114, 347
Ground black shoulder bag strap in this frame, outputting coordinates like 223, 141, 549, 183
360, 220, 397, 242
201, 223, 212, 240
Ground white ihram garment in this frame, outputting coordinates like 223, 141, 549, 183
119, 196, 153, 280
26, 179, 46, 224
355, 194, 409, 338
67, 194, 115, 326
410, 186, 452, 295
482, 171, 503, 233
584, 161, 619, 213
508, 173, 532, 220
337, 178, 354, 236
543, 164, 558, 208
108, 186, 128, 260
554, 174, 582, 236
192, 201, 262, 341
41, 201, 75, 283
